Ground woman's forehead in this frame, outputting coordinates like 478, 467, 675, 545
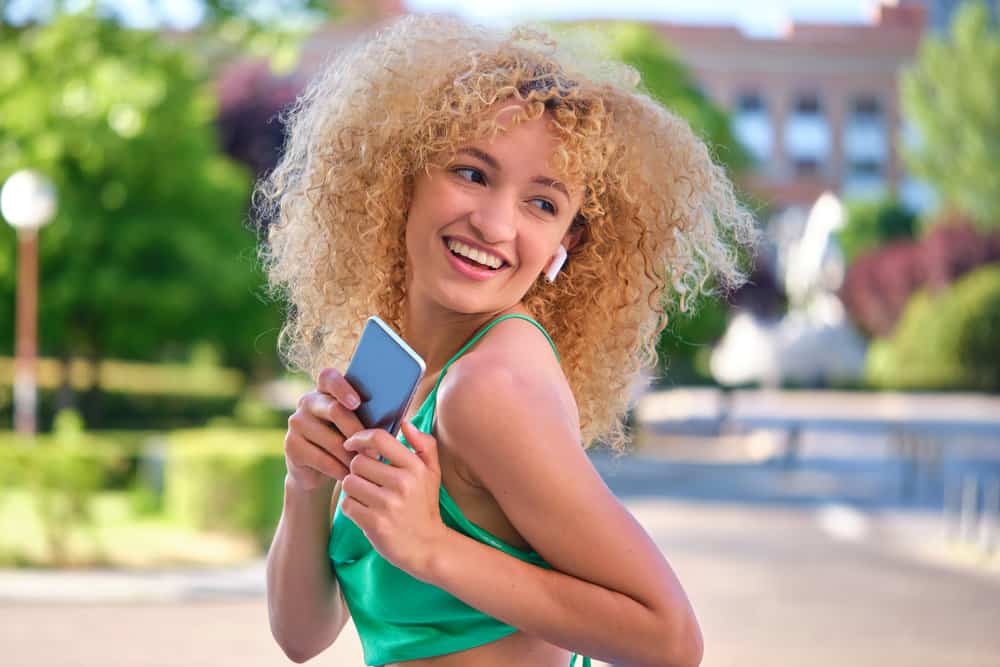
436, 103, 581, 185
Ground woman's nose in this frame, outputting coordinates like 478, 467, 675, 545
469, 195, 516, 243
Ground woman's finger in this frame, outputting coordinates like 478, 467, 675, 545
345, 429, 420, 470
287, 432, 350, 481
316, 368, 363, 412
289, 408, 352, 468
340, 494, 376, 527
303, 391, 365, 442
342, 470, 389, 509
349, 450, 405, 490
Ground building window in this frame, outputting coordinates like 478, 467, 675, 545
842, 159, 886, 200
785, 92, 830, 164
794, 158, 822, 177
736, 91, 765, 113
846, 159, 882, 178
851, 95, 881, 118
794, 93, 822, 115
732, 90, 772, 162
844, 95, 886, 162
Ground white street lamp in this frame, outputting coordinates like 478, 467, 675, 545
1, 169, 58, 436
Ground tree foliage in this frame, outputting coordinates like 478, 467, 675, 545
603, 22, 750, 174
597, 23, 754, 381
837, 198, 917, 266
901, 2, 1000, 229
0, 9, 280, 370
2, 0, 342, 75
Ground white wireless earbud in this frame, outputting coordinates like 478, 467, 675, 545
544, 244, 568, 283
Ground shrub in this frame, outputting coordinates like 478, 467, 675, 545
163, 429, 286, 550
0, 389, 241, 433
837, 198, 917, 266
840, 216, 1000, 337
0, 433, 145, 566
866, 265, 1000, 391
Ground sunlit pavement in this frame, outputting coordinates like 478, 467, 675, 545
2, 434, 999, 666
3, 504, 999, 665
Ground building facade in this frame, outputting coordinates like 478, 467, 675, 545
652, 1, 933, 212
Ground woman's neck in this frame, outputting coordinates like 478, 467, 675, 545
401, 294, 530, 377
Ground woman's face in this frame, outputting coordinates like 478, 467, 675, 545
404, 105, 584, 316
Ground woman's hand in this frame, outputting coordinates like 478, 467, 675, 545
340, 420, 448, 579
283, 368, 370, 492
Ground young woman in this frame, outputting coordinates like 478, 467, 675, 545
262, 14, 756, 667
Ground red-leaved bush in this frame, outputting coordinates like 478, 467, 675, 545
215, 59, 297, 179
839, 213, 1000, 338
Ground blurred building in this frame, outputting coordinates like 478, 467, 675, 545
653, 1, 933, 212
218, 0, 946, 216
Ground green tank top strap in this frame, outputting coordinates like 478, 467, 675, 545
428, 314, 559, 397
569, 653, 591, 666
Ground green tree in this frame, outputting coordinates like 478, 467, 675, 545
0, 10, 280, 382
837, 198, 917, 265
901, 1, 1000, 229
597, 22, 754, 382
603, 22, 751, 174
2, 1, 342, 75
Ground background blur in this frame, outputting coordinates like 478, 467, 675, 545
1, 1, 998, 666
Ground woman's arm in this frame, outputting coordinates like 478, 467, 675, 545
266, 476, 351, 663
429, 359, 703, 667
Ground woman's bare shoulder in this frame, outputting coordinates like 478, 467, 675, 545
454, 316, 560, 381
442, 316, 579, 430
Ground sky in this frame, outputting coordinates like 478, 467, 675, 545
8, 0, 879, 37
405, 0, 876, 37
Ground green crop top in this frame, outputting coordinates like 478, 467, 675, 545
328, 314, 591, 667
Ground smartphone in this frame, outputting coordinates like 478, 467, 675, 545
344, 316, 426, 437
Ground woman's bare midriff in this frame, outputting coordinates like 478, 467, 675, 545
385, 630, 572, 667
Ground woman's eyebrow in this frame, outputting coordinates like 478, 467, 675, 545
456, 147, 571, 201
457, 147, 499, 170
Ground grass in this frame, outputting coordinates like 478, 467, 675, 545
0, 488, 260, 570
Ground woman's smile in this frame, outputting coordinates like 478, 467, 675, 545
442, 236, 512, 281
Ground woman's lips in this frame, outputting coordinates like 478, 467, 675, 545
442, 237, 510, 281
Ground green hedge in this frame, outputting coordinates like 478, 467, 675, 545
163, 428, 287, 550
0, 390, 242, 432
0, 427, 291, 563
0, 429, 149, 565
0, 429, 148, 490
867, 265, 1000, 391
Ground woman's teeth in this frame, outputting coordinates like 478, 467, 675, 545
446, 239, 504, 270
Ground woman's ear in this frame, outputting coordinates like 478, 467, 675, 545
561, 221, 585, 254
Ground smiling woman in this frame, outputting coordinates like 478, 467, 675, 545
258, 13, 758, 667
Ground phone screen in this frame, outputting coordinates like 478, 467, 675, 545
344, 317, 425, 436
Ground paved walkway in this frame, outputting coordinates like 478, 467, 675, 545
2, 498, 999, 667
4, 409, 1000, 666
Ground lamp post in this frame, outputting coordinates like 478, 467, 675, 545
1, 170, 57, 436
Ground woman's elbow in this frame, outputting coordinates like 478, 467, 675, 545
649, 613, 705, 667
269, 620, 329, 664
659, 613, 703, 667
277, 640, 322, 664
272, 633, 308, 664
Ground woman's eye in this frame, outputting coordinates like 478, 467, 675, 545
530, 199, 557, 215
453, 167, 485, 184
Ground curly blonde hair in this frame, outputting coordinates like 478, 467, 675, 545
254, 14, 758, 452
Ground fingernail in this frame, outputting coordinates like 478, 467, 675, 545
345, 395, 360, 409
